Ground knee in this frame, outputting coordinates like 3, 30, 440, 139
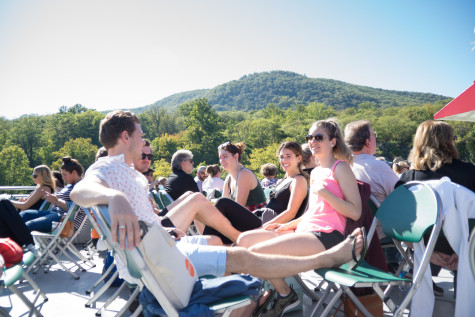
190, 192, 207, 204
236, 232, 251, 248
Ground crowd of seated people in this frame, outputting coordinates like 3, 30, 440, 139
6, 107, 473, 317
201, 141, 310, 245
70, 110, 365, 317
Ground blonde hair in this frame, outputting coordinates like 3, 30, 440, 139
34, 165, 56, 191
408, 120, 459, 171
310, 118, 353, 165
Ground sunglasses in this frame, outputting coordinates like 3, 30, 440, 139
32, 174, 38, 179
305, 134, 325, 142
188, 159, 194, 164
141, 153, 153, 160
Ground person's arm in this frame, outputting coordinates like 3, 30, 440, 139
70, 176, 141, 250
222, 175, 231, 199
314, 162, 362, 221
11, 186, 51, 210
234, 170, 255, 207
262, 176, 308, 226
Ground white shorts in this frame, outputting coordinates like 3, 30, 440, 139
176, 236, 227, 277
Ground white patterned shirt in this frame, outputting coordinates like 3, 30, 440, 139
85, 154, 160, 281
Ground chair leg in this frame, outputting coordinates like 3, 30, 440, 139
85, 270, 120, 307
97, 279, 128, 314
114, 286, 140, 317
21, 271, 48, 304
7, 284, 44, 317
308, 282, 336, 317
86, 262, 116, 294
293, 274, 321, 302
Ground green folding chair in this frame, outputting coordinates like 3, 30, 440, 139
1, 263, 44, 317
150, 190, 165, 210
158, 190, 174, 207
91, 204, 251, 317
309, 181, 443, 317
29, 204, 84, 279
470, 226, 475, 279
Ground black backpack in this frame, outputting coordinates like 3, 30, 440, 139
0, 199, 34, 247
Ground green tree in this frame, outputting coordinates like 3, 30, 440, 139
151, 133, 183, 162
152, 158, 172, 178
51, 138, 98, 171
179, 98, 224, 164
0, 146, 32, 186
248, 143, 282, 179
11, 115, 45, 167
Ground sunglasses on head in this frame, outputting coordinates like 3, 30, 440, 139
305, 134, 325, 142
141, 153, 153, 160
32, 174, 38, 179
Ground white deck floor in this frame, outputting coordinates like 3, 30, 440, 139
1, 246, 456, 317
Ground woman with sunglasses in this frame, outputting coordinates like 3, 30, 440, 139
11, 165, 55, 211
237, 119, 362, 316
219, 142, 266, 211
202, 141, 310, 245
20, 157, 83, 232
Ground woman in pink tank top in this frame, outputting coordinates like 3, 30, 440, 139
237, 119, 362, 315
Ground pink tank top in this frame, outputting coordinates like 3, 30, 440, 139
296, 160, 346, 234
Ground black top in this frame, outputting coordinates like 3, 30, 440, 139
26, 185, 54, 211
165, 169, 199, 201
267, 177, 308, 219
395, 159, 475, 192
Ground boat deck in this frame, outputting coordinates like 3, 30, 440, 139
1, 246, 456, 316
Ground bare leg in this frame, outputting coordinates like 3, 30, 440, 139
166, 191, 194, 211
166, 193, 242, 243
225, 228, 364, 280
237, 228, 293, 248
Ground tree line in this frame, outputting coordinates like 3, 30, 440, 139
0, 99, 473, 186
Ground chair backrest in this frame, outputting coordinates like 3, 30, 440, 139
470, 227, 475, 279
150, 190, 165, 209
90, 205, 180, 317
377, 182, 440, 243
158, 190, 174, 206
368, 194, 380, 217
38, 200, 51, 211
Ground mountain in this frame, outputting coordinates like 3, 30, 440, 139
132, 71, 449, 113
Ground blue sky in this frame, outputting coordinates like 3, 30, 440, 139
0, 0, 474, 119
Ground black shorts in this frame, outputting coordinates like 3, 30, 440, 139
310, 230, 344, 250
160, 216, 174, 228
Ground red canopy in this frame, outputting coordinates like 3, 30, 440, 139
434, 81, 475, 122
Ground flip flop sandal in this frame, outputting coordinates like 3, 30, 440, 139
349, 227, 367, 270
252, 289, 275, 317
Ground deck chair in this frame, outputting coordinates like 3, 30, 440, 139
308, 181, 443, 317
29, 204, 84, 279
90, 204, 252, 317
1, 262, 44, 317
367, 195, 414, 277
470, 227, 475, 279
158, 189, 173, 207
150, 190, 165, 210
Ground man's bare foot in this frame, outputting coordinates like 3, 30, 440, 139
320, 228, 364, 268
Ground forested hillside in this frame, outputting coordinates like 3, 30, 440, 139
1, 98, 473, 187
134, 71, 448, 113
